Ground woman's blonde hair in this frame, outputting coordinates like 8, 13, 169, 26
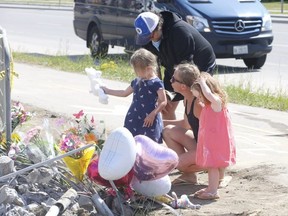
130, 48, 158, 71
192, 72, 228, 106
174, 63, 200, 87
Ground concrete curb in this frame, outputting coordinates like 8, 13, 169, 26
271, 14, 288, 24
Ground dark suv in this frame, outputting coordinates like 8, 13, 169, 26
73, 0, 273, 69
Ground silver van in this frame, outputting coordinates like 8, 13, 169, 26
73, 0, 273, 69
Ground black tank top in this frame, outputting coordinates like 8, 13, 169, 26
185, 98, 199, 142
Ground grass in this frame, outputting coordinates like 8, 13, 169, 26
13, 52, 135, 82
263, 2, 288, 14
12, 52, 288, 112
225, 84, 288, 111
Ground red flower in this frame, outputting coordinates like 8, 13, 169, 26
73, 110, 84, 119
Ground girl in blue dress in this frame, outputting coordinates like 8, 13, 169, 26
101, 48, 167, 143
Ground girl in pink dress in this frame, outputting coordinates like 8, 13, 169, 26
191, 72, 236, 200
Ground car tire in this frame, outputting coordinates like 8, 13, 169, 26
88, 25, 108, 58
243, 55, 267, 69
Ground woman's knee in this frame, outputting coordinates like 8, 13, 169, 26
162, 125, 174, 138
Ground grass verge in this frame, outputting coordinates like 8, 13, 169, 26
12, 52, 288, 112
263, 2, 288, 14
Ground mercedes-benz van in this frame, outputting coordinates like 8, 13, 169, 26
73, 0, 273, 69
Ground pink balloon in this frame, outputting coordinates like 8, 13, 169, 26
133, 135, 178, 181
87, 157, 134, 187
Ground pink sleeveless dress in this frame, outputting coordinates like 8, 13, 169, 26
196, 104, 236, 168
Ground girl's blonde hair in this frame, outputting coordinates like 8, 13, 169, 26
192, 72, 228, 106
130, 48, 158, 71
174, 63, 200, 87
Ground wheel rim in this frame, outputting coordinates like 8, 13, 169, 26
90, 32, 100, 55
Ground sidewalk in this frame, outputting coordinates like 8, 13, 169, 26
11, 62, 288, 181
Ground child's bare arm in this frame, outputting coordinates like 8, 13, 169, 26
101, 85, 133, 97
199, 78, 222, 112
155, 88, 168, 114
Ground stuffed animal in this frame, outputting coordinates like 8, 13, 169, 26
170, 191, 201, 209
85, 67, 109, 104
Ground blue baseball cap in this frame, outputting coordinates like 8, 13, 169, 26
134, 12, 159, 45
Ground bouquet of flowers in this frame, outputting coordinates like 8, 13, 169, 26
73, 109, 106, 146
59, 129, 84, 159
11, 101, 32, 131
57, 110, 106, 181
0, 102, 32, 155
0, 131, 22, 156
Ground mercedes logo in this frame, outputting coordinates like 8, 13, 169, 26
234, 20, 245, 32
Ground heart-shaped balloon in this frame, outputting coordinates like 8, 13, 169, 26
99, 127, 137, 180
87, 157, 134, 187
131, 174, 171, 197
133, 135, 179, 181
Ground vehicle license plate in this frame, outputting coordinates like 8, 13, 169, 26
233, 45, 248, 55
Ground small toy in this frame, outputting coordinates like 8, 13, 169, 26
170, 191, 201, 209
85, 67, 109, 104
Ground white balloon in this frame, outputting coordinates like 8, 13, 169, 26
99, 127, 136, 180
131, 175, 171, 197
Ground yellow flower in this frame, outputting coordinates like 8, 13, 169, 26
11, 133, 21, 143
0, 132, 21, 149
0, 133, 6, 147
100, 61, 117, 71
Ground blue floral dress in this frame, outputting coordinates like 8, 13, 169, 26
124, 77, 164, 143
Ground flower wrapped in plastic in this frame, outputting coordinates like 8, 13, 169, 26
73, 110, 106, 147
0, 102, 32, 154
57, 110, 106, 181
11, 101, 32, 131
60, 134, 95, 181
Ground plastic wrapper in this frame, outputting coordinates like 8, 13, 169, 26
62, 145, 95, 181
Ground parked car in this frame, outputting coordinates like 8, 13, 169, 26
73, 0, 273, 69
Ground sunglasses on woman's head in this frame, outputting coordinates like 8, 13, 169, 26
171, 75, 184, 84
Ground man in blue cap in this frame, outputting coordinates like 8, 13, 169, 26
134, 11, 216, 120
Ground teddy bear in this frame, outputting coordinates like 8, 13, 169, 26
85, 67, 109, 104
170, 191, 201, 210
